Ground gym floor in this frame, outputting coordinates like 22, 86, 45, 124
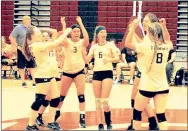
2, 79, 187, 130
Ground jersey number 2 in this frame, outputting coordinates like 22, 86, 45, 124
99, 52, 102, 58
156, 53, 163, 63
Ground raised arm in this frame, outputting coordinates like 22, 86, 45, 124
41, 28, 72, 51
159, 18, 171, 42
76, 16, 89, 47
58, 17, 69, 48
125, 19, 140, 50
40, 27, 58, 41
61, 16, 66, 33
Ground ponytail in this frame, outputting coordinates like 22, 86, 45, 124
22, 26, 35, 61
22, 37, 32, 61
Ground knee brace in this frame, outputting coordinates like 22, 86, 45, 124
60, 95, 65, 102
95, 98, 102, 108
42, 100, 50, 107
31, 94, 46, 111
133, 108, 142, 121
131, 99, 135, 108
156, 113, 167, 123
78, 94, 85, 103
50, 97, 60, 108
101, 98, 109, 108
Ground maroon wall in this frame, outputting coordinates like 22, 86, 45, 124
98, 1, 178, 49
1, 1, 14, 42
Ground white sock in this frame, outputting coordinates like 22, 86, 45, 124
80, 111, 85, 115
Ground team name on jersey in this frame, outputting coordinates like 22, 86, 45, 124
151, 46, 168, 51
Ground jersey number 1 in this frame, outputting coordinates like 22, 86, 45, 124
156, 53, 163, 63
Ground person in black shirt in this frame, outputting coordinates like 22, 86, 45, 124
166, 49, 176, 84
114, 47, 137, 84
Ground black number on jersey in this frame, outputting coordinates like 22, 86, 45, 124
99, 52, 102, 58
156, 53, 163, 63
73, 47, 77, 53
49, 51, 54, 57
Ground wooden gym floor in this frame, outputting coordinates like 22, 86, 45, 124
1, 79, 187, 130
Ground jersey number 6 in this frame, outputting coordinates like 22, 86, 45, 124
99, 52, 102, 58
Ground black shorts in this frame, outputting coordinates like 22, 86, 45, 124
35, 77, 53, 84
136, 69, 141, 78
62, 69, 85, 79
55, 77, 61, 81
139, 89, 169, 98
127, 61, 136, 64
17, 49, 36, 69
1, 56, 8, 60
93, 70, 113, 81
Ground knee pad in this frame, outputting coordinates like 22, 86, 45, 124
50, 97, 60, 108
95, 98, 102, 108
133, 108, 142, 121
60, 95, 65, 102
42, 100, 50, 107
101, 98, 109, 108
78, 94, 85, 103
131, 99, 135, 108
85, 64, 89, 68
156, 113, 166, 123
31, 94, 46, 111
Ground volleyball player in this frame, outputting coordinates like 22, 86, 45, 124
125, 13, 172, 130
87, 26, 119, 130
55, 16, 89, 128
125, 19, 172, 130
34, 28, 62, 127
23, 26, 71, 130
126, 13, 159, 130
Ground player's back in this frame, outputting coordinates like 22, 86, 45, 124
148, 44, 171, 85
139, 43, 172, 91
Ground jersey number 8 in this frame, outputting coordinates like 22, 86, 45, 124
156, 53, 163, 63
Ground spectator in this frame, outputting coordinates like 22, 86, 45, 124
9, 15, 36, 87
1, 36, 18, 79
114, 47, 137, 84
166, 49, 176, 85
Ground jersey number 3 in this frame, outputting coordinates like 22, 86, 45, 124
156, 53, 163, 63
99, 52, 102, 58
73, 47, 77, 53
